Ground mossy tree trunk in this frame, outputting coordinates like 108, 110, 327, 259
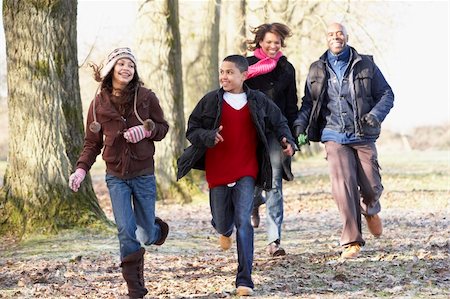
136, 0, 196, 202
0, 0, 110, 238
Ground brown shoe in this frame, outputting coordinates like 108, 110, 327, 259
219, 235, 232, 250
251, 206, 260, 228
364, 214, 382, 237
154, 217, 169, 245
236, 286, 254, 296
341, 243, 361, 259
266, 242, 286, 257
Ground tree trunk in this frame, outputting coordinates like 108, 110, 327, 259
135, 0, 193, 202
179, 0, 221, 117
219, 0, 247, 58
1, 0, 110, 238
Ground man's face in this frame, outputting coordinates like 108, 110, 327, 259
219, 61, 247, 94
327, 23, 348, 54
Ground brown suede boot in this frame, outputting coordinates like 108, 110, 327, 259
120, 248, 148, 299
154, 217, 169, 245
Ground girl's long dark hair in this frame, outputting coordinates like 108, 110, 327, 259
88, 62, 143, 98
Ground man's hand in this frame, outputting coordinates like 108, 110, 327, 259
214, 125, 224, 145
297, 133, 309, 146
281, 137, 294, 156
123, 125, 152, 143
294, 126, 309, 146
69, 168, 86, 192
361, 113, 380, 127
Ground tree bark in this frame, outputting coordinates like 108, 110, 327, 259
135, 0, 193, 202
219, 0, 247, 58
1, 0, 110, 238
179, 0, 221, 116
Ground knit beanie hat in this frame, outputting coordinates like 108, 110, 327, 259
100, 47, 137, 78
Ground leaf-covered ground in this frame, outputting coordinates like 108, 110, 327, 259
0, 150, 449, 298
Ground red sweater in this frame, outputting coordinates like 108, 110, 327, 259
205, 101, 258, 188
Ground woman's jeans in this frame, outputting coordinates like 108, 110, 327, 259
209, 176, 255, 289
106, 174, 162, 260
254, 134, 284, 245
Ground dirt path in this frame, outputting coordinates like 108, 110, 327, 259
1, 155, 449, 298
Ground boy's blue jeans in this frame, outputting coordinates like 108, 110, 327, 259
254, 134, 284, 245
209, 176, 255, 289
106, 174, 162, 260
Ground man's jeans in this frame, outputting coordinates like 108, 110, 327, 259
254, 134, 284, 245
209, 176, 255, 289
106, 174, 162, 260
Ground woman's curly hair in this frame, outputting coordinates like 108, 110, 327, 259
247, 23, 292, 51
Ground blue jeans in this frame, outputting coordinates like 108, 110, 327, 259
106, 174, 162, 260
254, 134, 284, 245
209, 176, 255, 289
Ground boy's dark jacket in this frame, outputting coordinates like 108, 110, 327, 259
177, 85, 296, 191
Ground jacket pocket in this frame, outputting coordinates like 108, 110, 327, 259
129, 138, 154, 161
102, 135, 120, 163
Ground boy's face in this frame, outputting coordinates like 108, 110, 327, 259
219, 61, 247, 94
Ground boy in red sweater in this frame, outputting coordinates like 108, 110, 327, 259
177, 55, 295, 296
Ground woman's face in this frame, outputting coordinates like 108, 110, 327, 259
112, 58, 135, 89
258, 32, 282, 58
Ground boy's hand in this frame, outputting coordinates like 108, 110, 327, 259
281, 137, 294, 156
214, 125, 224, 145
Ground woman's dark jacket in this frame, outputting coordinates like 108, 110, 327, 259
245, 55, 298, 134
176, 85, 295, 191
76, 86, 169, 179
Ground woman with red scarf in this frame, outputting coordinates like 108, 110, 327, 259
245, 23, 298, 257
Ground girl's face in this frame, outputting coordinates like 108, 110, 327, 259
258, 32, 282, 58
112, 58, 135, 89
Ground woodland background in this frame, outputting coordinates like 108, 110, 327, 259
0, 0, 449, 298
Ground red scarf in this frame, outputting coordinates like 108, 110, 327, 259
247, 48, 283, 80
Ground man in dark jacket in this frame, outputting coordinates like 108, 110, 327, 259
294, 23, 394, 259
177, 55, 295, 296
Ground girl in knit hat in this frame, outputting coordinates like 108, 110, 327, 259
69, 47, 169, 299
